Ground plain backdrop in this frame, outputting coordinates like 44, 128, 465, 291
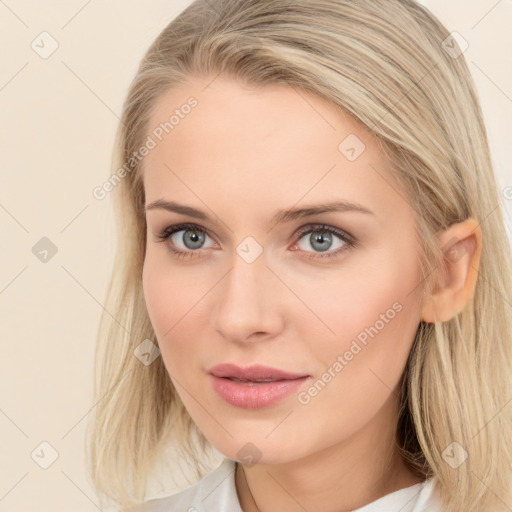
1, 1, 511, 510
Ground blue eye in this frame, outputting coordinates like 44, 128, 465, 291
156, 223, 215, 260
155, 222, 356, 261
292, 224, 355, 260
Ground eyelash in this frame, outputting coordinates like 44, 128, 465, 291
155, 222, 356, 261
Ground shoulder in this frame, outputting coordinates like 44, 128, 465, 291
130, 458, 241, 512
413, 477, 444, 511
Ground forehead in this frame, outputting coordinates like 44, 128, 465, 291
142, 74, 403, 222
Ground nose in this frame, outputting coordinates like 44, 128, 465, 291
213, 249, 284, 345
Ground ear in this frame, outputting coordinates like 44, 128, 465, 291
421, 218, 482, 323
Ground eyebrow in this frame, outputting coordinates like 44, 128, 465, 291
145, 199, 374, 225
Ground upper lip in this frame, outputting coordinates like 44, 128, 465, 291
208, 363, 309, 381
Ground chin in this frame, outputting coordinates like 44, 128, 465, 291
208, 435, 306, 467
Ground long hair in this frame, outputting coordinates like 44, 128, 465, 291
85, 1, 512, 510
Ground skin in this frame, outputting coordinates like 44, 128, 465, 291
141, 74, 482, 512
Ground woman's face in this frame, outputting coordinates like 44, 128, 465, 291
142, 74, 425, 464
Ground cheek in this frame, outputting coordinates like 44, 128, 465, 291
302, 245, 423, 382
142, 253, 185, 354
142, 251, 211, 373
142, 253, 168, 335
283, 282, 419, 456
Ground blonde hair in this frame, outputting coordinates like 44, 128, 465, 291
85, 1, 512, 510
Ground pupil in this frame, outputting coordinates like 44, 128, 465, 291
311, 231, 331, 252
184, 230, 205, 249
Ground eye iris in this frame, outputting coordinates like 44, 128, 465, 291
310, 231, 332, 252
183, 230, 205, 249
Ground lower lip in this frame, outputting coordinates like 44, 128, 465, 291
209, 374, 310, 409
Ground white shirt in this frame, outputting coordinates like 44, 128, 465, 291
134, 458, 444, 511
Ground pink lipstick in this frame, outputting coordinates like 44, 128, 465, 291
208, 363, 310, 409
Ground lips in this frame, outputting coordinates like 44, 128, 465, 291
209, 363, 310, 409
208, 363, 311, 409
208, 363, 309, 382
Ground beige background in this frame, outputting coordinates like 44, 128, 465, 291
1, 1, 511, 510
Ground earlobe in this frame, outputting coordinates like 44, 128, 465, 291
421, 218, 482, 323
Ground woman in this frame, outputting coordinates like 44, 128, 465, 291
86, 1, 512, 511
